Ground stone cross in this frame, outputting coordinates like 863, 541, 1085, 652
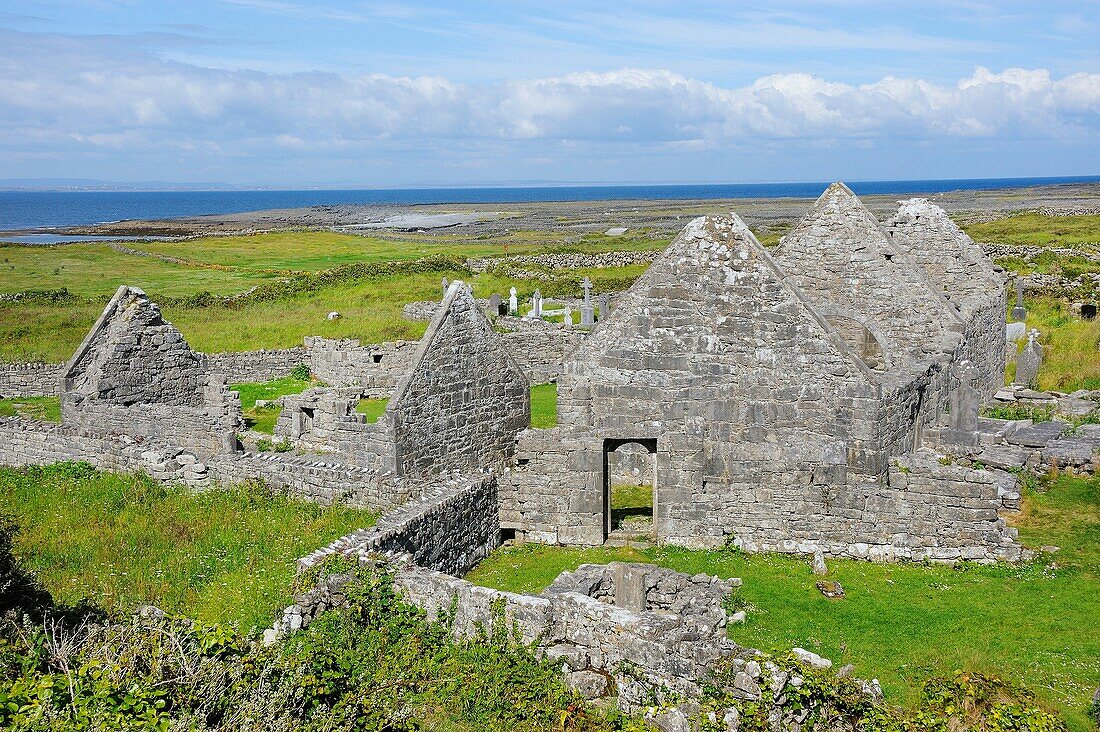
526, 289, 543, 319
1014, 329, 1043, 387
579, 277, 596, 326
442, 277, 450, 299
1011, 279, 1027, 322
508, 286, 518, 315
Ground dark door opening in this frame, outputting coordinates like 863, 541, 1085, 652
602, 438, 658, 542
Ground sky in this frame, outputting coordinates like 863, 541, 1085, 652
1, 1, 1099, 187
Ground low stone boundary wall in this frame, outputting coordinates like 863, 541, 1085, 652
0, 416, 413, 511
205, 347, 307, 383
297, 473, 499, 576
467, 250, 662, 273
0, 363, 64, 398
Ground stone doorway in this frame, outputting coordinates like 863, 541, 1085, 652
602, 438, 657, 546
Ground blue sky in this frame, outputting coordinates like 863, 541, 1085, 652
1, 1, 1098, 186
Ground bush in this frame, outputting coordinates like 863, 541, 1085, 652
289, 364, 311, 381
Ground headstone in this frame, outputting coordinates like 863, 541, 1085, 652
1014, 329, 1042, 387
597, 293, 610, 321
508, 286, 518, 315
563, 305, 572, 327
488, 293, 501, 315
944, 362, 980, 446
1011, 279, 1027, 321
580, 277, 596, 326
1005, 321, 1026, 342
441, 277, 450, 299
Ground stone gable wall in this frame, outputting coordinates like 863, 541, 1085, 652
556, 215, 883, 465
773, 184, 963, 384
388, 284, 529, 477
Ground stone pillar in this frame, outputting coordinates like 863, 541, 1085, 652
580, 276, 595, 326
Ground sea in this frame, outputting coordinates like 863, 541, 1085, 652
2, 175, 1098, 234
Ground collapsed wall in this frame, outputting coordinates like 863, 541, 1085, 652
59, 286, 242, 458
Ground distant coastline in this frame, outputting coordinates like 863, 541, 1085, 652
2, 175, 1098, 232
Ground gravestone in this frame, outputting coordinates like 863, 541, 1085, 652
1011, 279, 1027, 321
563, 305, 573, 327
508, 286, 519, 315
943, 362, 980, 446
597, 293, 610, 321
526, 289, 543, 319
580, 276, 596, 326
488, 293, 502, 315
441, 277, 450, 299
1005, 322, 1026, 342
1014, 329, 1042, 387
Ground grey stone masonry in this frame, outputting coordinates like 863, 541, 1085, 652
506, 187, 1023, 561
296, 472, 499, 576
303, 337, 418, 396
774, 183, 964, 390
884, 199, 1007, 401
205, 347, 307, 384
0, 362, 64, 398
495, 316, 586, 384
387, 281, 529, 477
59, 286, 242, 458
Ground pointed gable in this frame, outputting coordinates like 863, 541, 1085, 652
772, 183, 963, 376
883, 198, 1004, 316
387, 281, 529, 477
62, 285, 208, 406
557, 213, 878, 436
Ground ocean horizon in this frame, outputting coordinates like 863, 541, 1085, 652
2, 174, 1098, 232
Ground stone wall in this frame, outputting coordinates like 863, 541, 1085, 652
496, 317, 587, 384
303, 337, 417, 395
60, 287, 242, 458
297, 473, 499, 576
205, 347, 307, 384
0, 363, 63, 398
388, 283, 529, 477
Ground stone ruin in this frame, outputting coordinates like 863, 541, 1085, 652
3, 183, 1099, 721
501, 184, 1023, 561
60, 285, 243, 458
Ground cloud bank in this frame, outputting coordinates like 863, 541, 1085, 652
1, 30, 1098, 182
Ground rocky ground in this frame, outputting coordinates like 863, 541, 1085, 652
38, 182, 1100, 239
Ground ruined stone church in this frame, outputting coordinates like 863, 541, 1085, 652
501, 183, 1017, 561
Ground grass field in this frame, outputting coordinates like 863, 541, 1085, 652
529, 382, 557, 428
0, 396, 60, 422
234, 373, 318, 433
468, 473, 1100, 731
0, 463, 376, 629
965, 213, 1100, 249
1011, 297, 1100, 391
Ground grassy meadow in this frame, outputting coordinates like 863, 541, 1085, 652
470, 472, 1100, 730
0, 463, 376, 629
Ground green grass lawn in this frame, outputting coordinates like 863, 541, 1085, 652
233, 373, 318, 434
529, 383, 557, 428
468, 473, 1100, 730
0, 463, 376, 629
355, 396, 389, 423
1009, 298, 1100, 391
610, 483, 652, 530
0, 396, 60, 422
0, 242, 275, 298
965, 213, 1100, 249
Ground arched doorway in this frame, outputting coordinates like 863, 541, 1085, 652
602, 438, 657, 543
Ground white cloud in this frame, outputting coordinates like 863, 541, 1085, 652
0, 30, 1097, 162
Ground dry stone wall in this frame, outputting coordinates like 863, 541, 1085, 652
205, 347, 307, 384
496, 317, 586, 384
0, 363, 63, 398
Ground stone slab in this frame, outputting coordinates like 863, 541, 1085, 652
1006, 420, 1071, 448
